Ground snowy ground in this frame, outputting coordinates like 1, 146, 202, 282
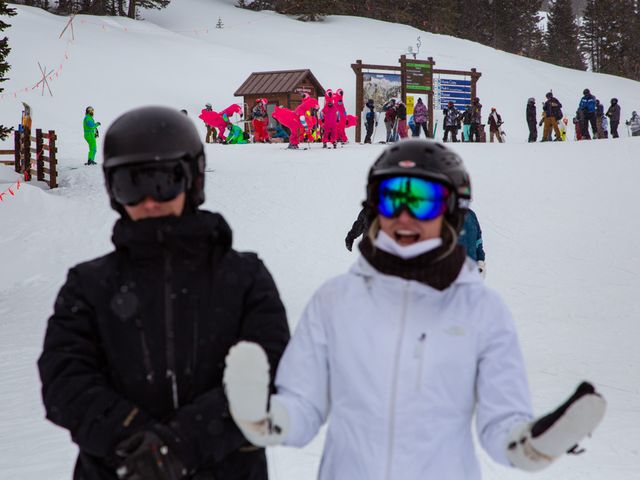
1, 1, 640, 479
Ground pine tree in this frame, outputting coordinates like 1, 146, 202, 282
545, 0, 585, 70
0, 0, 17, 141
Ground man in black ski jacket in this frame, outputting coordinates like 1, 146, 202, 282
606, 98, 621, 138
526, 97, 537, 142
38, 106, 290, 480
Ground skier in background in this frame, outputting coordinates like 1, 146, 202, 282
488, 107, 504, 143
383, 98, 398, 143
223, 139, 607, 480
396, 99, 408, 139
578, 88, 597, 139
39, 106, 290, 480
526, 97, 537, 142
626, 111, 640, 136
363, 99, 376, 144
251, 98, 269, 143
542, 92, 562, 142
413, 97, 429, 138
203, 103, 217, 143
461, 105, 472, 142
442, 101, 460, 142
83, 106, 101, 165
469, 97, 482, 142
606, 98, 621, 139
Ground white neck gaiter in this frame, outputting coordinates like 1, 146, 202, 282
374, 230, 443, 260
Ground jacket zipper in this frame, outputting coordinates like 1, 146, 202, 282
414, 333, 427, 392
159, 229, 180, 410
385, 283, 410, 480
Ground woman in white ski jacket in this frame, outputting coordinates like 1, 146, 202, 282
224, 140, 606, 480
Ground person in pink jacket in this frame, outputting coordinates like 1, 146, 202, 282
321, 89, 339, 148
334, 88, 348, 144
412, 97, 429, 138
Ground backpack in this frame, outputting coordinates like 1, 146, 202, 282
555, 107, 563, 121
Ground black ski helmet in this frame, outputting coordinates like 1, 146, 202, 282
545, 92, 553, 99
365, 139, 471, 233
611, 98, 618, 105
103, 106, 205, 214
583, 88, 591, 96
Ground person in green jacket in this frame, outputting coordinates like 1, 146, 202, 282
224, 116, 248, 144
83, 106, 101, 165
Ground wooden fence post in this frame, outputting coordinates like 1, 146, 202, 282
14, 130, 20, 173
49, 130, 57, 188
23, 127, 32, 181
36, 129, 44, 181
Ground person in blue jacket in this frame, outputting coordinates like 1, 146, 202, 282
578, 89, 597, 139
273, 121, 290, 142
458, 208, 485, 277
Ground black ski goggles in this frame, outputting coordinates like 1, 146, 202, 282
109, 160, 191, 206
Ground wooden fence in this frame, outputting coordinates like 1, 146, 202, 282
0, 128, 58, 188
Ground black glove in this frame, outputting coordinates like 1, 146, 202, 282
115, 429, 188, 480
345, 237, 353, 252
95, 129, 99, 138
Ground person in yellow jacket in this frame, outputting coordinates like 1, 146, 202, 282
83, 106, 101, 165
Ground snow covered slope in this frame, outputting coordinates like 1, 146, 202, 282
1, 2, 639, 479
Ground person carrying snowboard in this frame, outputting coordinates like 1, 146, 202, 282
526, 97, 537, 142
223, 139, 607, 480
488, 107, 504, 143
83, 106, 101, 165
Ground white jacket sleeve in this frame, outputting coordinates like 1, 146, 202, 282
475, 293, 534, 466
272, 291, 331, 447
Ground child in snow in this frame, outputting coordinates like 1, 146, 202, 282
223, 139, 607, 480
83, 106, 101, 165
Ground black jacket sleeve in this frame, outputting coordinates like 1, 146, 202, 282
167, 256, 290, 467
345, 208, 369, 251
38, 267, 153, 460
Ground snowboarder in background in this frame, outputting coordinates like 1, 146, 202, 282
83, 106, 101, 165
469, 97, 482, 142
606, 98, 621, 139
573, 110, 583, 141
458, 208, 485, 277
363, 98, 376, 144
413, 97, 429, 138
223, 139, 607, 480
38, 106, 290, 480
542, 92, 562, 142
600, 114, 608, 139
203, 103, 218, 143
526, 97, 537, 142
251, 98, 269, 143
383, 98, 398, 143
578, 88, 597, 139
488, 107, 504, 143
442, 101, 460, 142
626, 111, 640, 136
560, 117, 569, 141
396, 99, 408, 139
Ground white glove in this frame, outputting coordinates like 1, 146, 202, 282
223, 341, 289, 447
507, 382, 606, 471
477, 260, 486, 279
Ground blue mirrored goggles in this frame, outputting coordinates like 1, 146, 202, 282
377, 176, 450, 221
